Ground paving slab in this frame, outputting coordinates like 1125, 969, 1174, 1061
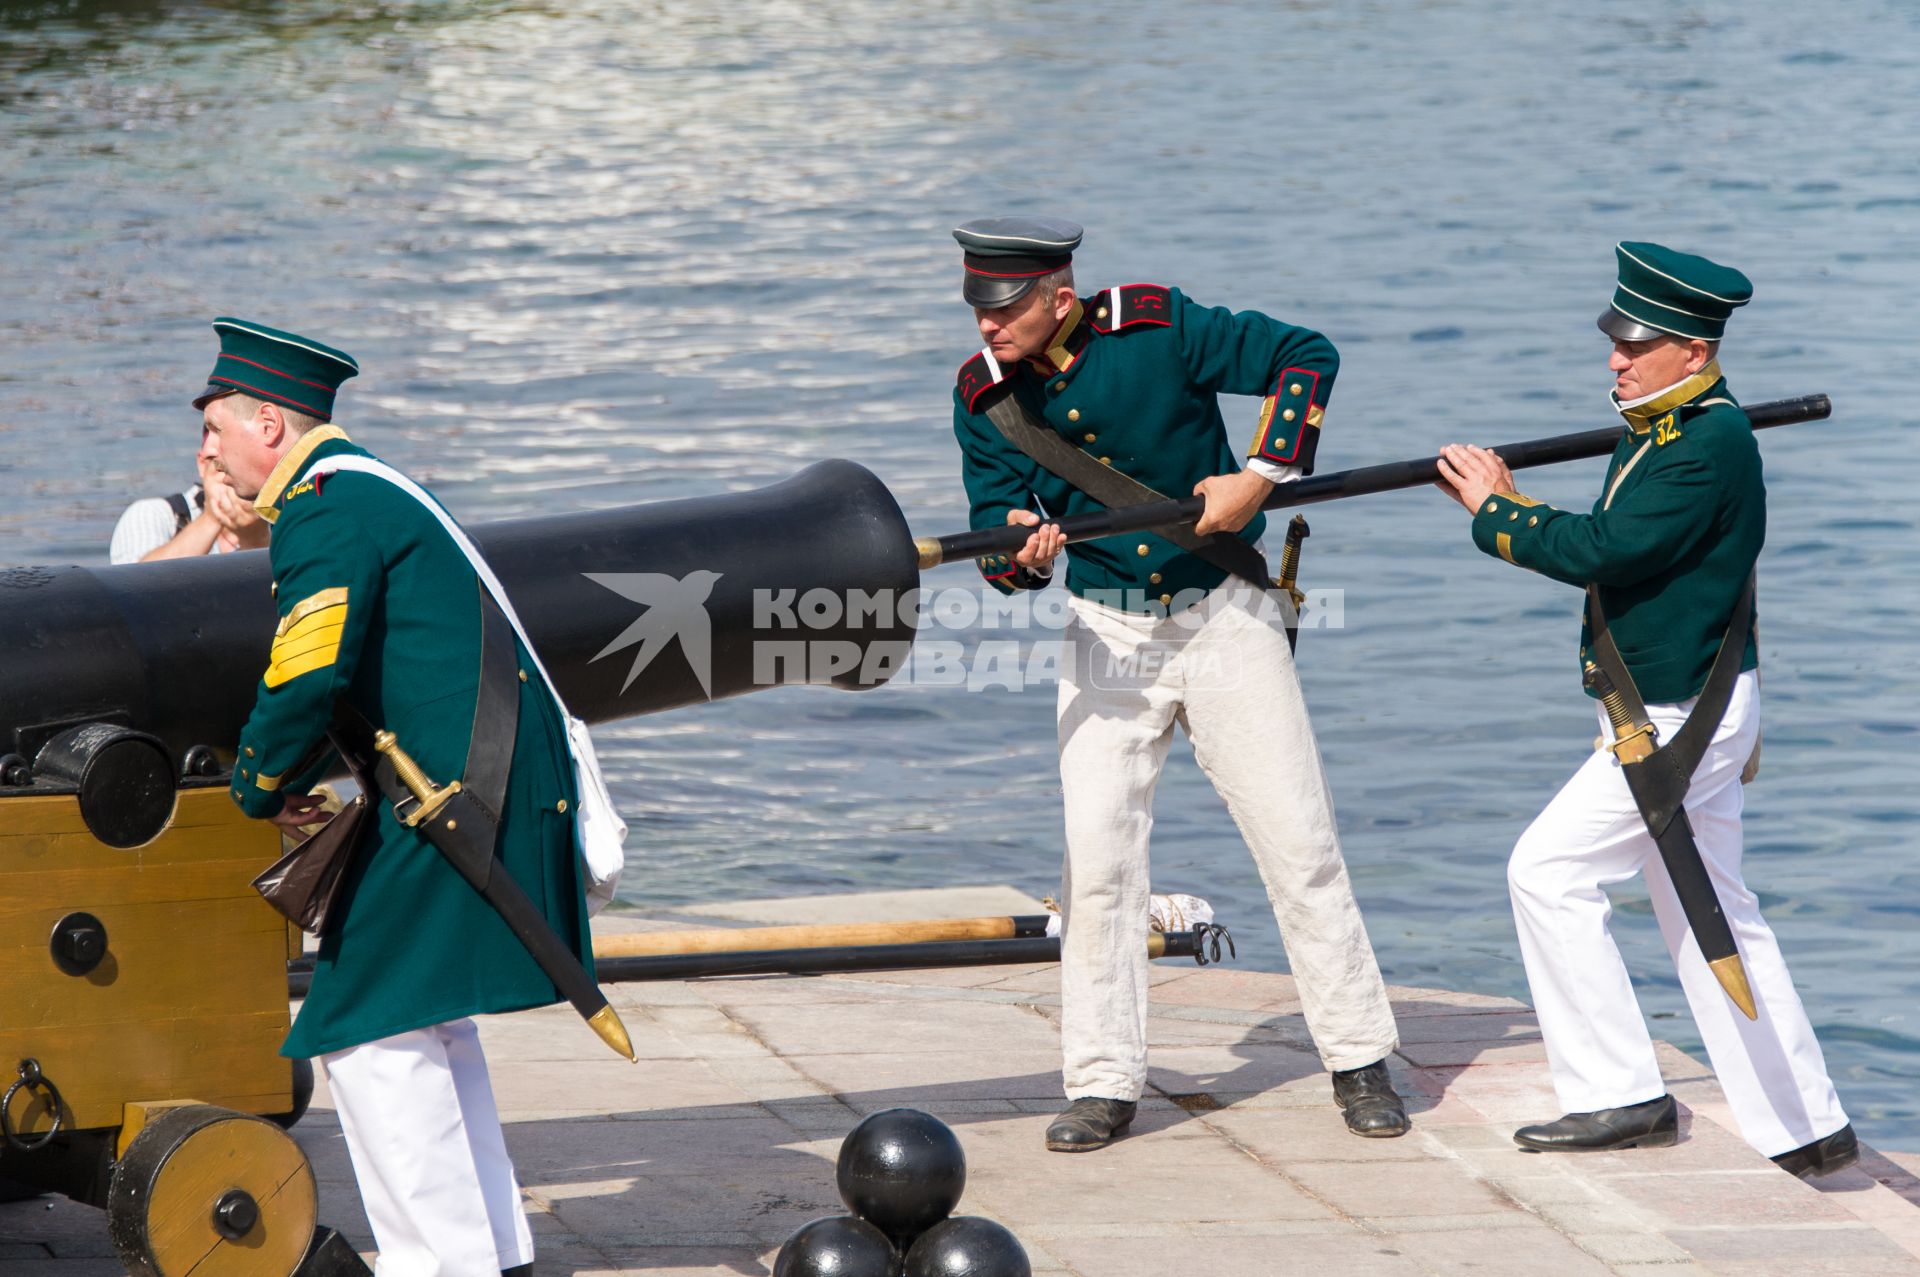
4, 889, 1917, 1276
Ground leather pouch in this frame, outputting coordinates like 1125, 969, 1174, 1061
251, 735, 374, 935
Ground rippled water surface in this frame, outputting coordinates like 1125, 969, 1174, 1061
4, 1, 1917, 1149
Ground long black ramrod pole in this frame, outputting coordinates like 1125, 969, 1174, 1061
287, 929, 1224, 993
590, 929, 1217, 982
915, 394, 1830, 569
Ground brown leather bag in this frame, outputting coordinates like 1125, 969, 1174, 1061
250, 733, 374, 935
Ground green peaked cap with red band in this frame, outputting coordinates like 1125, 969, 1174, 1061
1597, 242, 1752, 343
191, 317, 360, 422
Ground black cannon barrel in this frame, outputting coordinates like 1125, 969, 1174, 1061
0, 460, 918, 766
919, 394, 1832, 567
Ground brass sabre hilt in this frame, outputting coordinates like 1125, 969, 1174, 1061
1275, 515, 1310, 613
373, 729, 463, 827
1583, 662, 1657, 764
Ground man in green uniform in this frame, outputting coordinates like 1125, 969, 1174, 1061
950, 217, 1406, 1151
201, 317, 593, 1273
1435, 244, 1855, 1176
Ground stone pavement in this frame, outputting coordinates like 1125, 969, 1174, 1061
6, 895, 1920, 1275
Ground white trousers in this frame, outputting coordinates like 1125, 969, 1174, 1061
1508, 670, 1849, 1157
320, 1019, 534, 1277
1056, 582, 1399, 1100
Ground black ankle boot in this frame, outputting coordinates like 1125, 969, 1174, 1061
1045, 1097, 1137, 1152
1514, 1094, 1677, 1152
1331, 1060, 1411, 1138
1771, 1124, 1858, 1180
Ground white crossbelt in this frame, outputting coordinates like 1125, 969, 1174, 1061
305, 455, 626, 913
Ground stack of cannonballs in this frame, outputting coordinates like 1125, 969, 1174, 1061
774, 1108, 1030, 1277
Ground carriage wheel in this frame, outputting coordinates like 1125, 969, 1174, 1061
107, 1105, 317, 1277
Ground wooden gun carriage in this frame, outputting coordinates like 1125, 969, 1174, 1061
0, 725, 364, 1276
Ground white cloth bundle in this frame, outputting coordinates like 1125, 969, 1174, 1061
1043, 892, 1214, 938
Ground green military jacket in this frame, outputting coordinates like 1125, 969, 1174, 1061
953, 285, 1338, 612
1471, 370, 1762, 704
232, 426, 591, 1058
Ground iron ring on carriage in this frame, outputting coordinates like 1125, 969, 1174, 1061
2, 1058, 65, 1152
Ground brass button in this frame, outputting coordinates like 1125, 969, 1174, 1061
1096, 307, 1108, 319
1053, 380, 1066, 392
1083, 432, 1096, 443
1509, 511, 1519, 521
1149, 573, 1163, 585
446, 819, 458, 831
557, 799, 569, 814
1273, 438, 1287, 450
1528, 515, 1539, 527
244, 747, 255, 758
1099, 456, 1111, 465
1282, 408, 1296, 422
240, 768, 250, 780
1159, 593, 1172, 606
1289, 382, 1303, 395
1484, 501, 1498, 513
1067, 408, 1081, 422
518, 669, 528, 683
1136, 544, 1150, 557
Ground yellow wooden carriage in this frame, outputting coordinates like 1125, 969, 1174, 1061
0, 726, 364, 1277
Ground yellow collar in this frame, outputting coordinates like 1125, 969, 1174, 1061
254, 424, 351, 523
1613, 360, 1722, 435
1026, 299, 1085, 374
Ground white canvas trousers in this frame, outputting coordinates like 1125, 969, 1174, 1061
320, 1019, 534, 1277
1508, 670, 1849, 1157
1056, 581, 1398, 1101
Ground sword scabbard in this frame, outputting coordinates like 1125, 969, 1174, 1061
1583, 663, 1757, 1020
369, 728, 637, 1054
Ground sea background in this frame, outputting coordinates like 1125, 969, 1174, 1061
3, 0, 1915, 1150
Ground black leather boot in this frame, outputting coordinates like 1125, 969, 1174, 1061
1771, 1124, 1859, 1180
501, 1265, 533, 1277
1045, 1097, 1137, 1152
1331, 1060, 1411, 1138
1513, 1094, 1677, 1152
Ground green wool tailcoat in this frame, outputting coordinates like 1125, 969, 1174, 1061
232, 426, 591, 1059
1470, 375, 1763, 704
952, 286, 1339, 610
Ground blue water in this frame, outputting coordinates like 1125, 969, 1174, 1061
3, 0, 1916, 1149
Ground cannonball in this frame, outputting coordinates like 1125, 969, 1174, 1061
773, 1215, 899, 1277
835, 1108, 966, 1242
903, 1216, 1031, 1277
